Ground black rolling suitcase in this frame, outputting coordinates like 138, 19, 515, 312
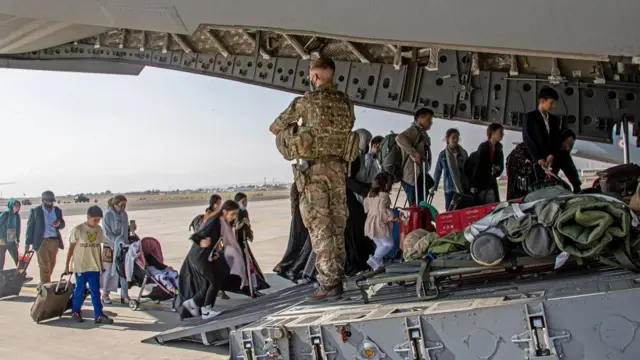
0, 250, 34, 298
30, 273, 75, 323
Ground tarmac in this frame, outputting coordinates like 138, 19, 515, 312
0, 189, 502, 359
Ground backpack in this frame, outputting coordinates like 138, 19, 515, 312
463, 151, 479, 184
379, 131, 423, 183
188, 214, 204, 233
378, 132, 403, 182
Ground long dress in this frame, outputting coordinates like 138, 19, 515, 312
101, 209, 129, 293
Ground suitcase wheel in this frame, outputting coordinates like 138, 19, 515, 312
129, 300, 140, 311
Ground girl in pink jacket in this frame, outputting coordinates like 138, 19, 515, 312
363, 173, 397, 270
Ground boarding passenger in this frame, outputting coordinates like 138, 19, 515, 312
353, 129, 373, 186
523, 87, 561, 178
234, 192, 269, 298
0, 200, 21, 271
190, 194, 222, 233
430, 128, 470, 210
188, 194, 231, 299
269, 58, 355, 301
101, 195, 130, 304
396, 108, 435, 205
25, 191, 65, 285
344, 154, 375, 274
364, 135, 384, 183
65, 205, 114, 324
364, 173, 397, 270
273, 183, 311, 283
181, 200, 237, 320
468, 123, 504, 205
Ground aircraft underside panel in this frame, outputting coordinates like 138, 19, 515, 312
1, 1, 640, 57
4, 42, 640, 144
227, 269, 640, 360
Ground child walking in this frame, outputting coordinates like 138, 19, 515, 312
64, 206, 114, 324
363, 172, 397, 270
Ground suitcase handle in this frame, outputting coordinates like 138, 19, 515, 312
413, 162, 429, 205
16, 250, 34, 275
54, 272, 73, 293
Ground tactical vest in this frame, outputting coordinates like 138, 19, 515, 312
276, 86, 358, 162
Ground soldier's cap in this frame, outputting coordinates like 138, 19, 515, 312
87, 205, 103, 218
41, 190, 56, 202
310, 58, 336, 71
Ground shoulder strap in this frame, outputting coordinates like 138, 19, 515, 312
0, 212, 7, 228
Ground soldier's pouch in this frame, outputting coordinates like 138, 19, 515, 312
292, 164, 309, 194
342, 131, 360, 163
276, 124, 316, 161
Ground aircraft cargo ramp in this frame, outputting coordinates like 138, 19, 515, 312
151, 260, 640, 359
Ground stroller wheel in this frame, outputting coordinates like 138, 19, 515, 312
129, 300, 140, 311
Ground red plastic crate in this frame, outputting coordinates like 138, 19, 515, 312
435, 212, 462, 237
459, 203, 499, 228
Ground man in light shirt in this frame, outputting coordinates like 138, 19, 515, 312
64, 206, 113, 324
25, 191, 65, 285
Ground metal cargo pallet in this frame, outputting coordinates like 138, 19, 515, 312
229, 268, 640, 359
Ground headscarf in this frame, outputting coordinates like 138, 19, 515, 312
5, 199, 20, 229
355, 128, 373, 154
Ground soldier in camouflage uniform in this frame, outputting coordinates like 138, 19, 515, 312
270, 58, 355, 301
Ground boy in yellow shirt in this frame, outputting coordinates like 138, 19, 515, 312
64, 206, 113, 324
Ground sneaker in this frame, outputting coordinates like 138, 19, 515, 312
367, 256, 381, 270
95, 316, 114, 324
201, 306, 222, 320
307, 284, 344, 302
72, 312, 84, 323
182, 298, 200, 317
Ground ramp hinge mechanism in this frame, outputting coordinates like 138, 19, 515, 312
394, 317, 444, 360
236, 330, 268, 360
511, 303, 571, 359
302, 325, 336, 360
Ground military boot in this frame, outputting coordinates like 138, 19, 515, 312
307, 283, 343, 302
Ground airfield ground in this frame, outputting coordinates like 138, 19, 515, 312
0, 188, 505, 359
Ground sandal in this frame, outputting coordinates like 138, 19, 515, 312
120, 296, 131, 304
102, 295, 112, 305
218, 291, 230, 300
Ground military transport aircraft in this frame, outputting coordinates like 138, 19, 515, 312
0, 1, 639, 152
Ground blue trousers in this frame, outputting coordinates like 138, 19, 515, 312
401, 176, 425, 205
444, 192, 455, 211
72, 271, 104, 319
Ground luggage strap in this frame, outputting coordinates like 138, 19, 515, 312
599, 248, 640, 272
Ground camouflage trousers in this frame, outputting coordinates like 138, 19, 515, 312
295, 161, 347, 288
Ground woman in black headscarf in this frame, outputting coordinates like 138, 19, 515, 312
233, 192, 269, 297
273, 184, 312, 282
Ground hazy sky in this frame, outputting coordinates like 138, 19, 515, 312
0, 66, 590, 197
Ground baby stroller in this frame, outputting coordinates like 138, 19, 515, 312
116, 237, 178, 311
